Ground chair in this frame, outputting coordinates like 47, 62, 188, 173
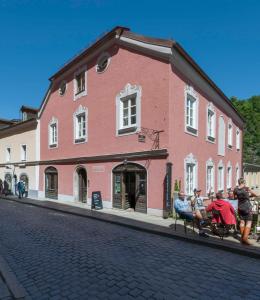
174, 210, 195, 234
210, 209, 230, 240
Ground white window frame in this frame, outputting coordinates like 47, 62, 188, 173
5, 147, 11, 162
218, 116, 226, 156
227, 119, 233, 148
184, 153, 198, 195
206, 102, 216, 142
48, 117, 58, 148
21, 144, 27, 161
74, 65, 87, 100
184, 85, 199, 136
116, 83, 141, 136
236, 128, 240, 151
217, 160, 225, 191
226, 161, 232, 190
73, 105, 88, 144
206, 158, 215, 193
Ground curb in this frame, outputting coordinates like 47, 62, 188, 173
2, 196, 260, 259
0, 255, 27, 299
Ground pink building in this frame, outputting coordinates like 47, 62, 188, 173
38, 26, 244, 216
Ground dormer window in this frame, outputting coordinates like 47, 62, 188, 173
96, 52, 111, 73
59, 81, 67, 96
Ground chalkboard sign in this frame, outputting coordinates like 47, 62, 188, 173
91, 191, 103, 210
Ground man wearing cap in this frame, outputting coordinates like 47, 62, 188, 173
174, 191, 209, 237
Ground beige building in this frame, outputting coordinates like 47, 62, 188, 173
244, 163, 260, 194
0, 107, 39, 197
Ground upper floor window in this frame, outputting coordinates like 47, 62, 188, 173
185, 86, 198, 135
74, 105, 87, 143
207, 103, 215, 142
49, 117, 58, 148
96, 52, 111, 73
218, 116, 226, 156
236, 128, 240, 150
59, 80, 67, 96
206, 158, 215, 193
6, 147, 11, 162
21, 144, 27, 161
184, 153, 198, 195
228, 120, 233, 148
235, 163, 240, 185
116, 83, 141, 135
74, 66, 87, 100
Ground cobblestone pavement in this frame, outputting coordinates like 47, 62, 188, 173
0, 199, 259, 300
0, 276, 12, 300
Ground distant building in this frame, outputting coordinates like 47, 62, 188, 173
37, 26, 244, 216
0, 107, 39, 197
244, 163, 260, 194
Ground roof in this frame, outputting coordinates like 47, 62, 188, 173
20, 105, 39, 113
39, 26, 244, 124
244, 163, 260, 172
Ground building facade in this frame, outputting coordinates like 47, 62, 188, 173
38, 26, 244, 216
0, 107, 39, 197
244, 163, 260, 194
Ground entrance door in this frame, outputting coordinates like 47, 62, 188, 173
45, 167, 58, 199
78, 168, 87, 203
113, 163, 147, 213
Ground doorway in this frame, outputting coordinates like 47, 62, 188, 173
45, 167, 58, 199
77, 168, 87, 203
113, 163, 147, 213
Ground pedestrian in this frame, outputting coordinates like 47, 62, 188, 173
0, 179, 3, 194
233, 178, 259, 245
17, 180, 24, 199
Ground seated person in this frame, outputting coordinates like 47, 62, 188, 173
193, 188, 208, 219
174, 192, 209, 237
206, 191, 236, 225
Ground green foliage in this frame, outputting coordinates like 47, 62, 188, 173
174, 179, 179, 191
231, 95, 260, 164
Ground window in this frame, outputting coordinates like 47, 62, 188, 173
59, 80, 67, 96
21, 145, 27, 161
185, 86, 198, 135
207, 105, 215, 141
217, 160, 224, 191
74, 66, 87, 100
74, 105, 87, 143
96, 52, 111, 73
236, 128, 240, 150
184, 153, 197, 195
226, 162, 232, 190
49, 117, 58, 148
6, 147, 11, 162
235, 164, 240, 185
206, 158, 214, 193
228, 121, 233, 148
116, 83, 141, 135
218, 116, 226, 156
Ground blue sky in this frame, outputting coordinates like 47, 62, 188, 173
0, 0, 259, 119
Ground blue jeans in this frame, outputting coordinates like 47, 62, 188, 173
179, 211, 194, 221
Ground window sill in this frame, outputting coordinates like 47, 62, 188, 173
185, 126, 198, 136
74, 90, 87, 100
118, 126, 137, 135
75, 138, 86, 144
49, 144, 57, 149
207, 136, 215, 143
228, 145, 233, 150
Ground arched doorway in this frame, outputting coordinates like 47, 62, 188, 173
20, 173, 29, 197
45, 167, 58, 199
77, 167, 87, 203
113, 163, 147, 213
4, 173, 12, 194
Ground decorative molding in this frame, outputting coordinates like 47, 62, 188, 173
96, 51, 111, 74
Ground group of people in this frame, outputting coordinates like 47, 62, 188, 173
174, 178, 259, 245
0, 178, 28, 198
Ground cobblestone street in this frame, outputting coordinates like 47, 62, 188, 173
0, 199, 259, 300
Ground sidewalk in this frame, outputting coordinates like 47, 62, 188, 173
1, 195, 260, 258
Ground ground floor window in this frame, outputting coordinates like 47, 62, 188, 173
218, 161, 224, 191
45, 167, 58, 199
112, 163, 147, 213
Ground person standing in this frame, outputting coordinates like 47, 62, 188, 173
17, 180, 24, 199
233, 178, 259, 245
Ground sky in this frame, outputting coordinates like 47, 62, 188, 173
0, 0, 259, 119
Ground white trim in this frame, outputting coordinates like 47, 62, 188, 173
235, 163, 240, 185
73, 105, 88, 144
48, 117, 58, 148
227, 119, 233, 149
73, 65, 87, 100
20, 144, 27, 161
184, 85, 199, 136
206, 158, 215, 193
226, 161, 232, 190
236, 127, 241, 151
217, 160, 225, 191
206, 102, 216, 142
116, 83, 142, 136
5, 146, 11, 162
184, 153, 198, 195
